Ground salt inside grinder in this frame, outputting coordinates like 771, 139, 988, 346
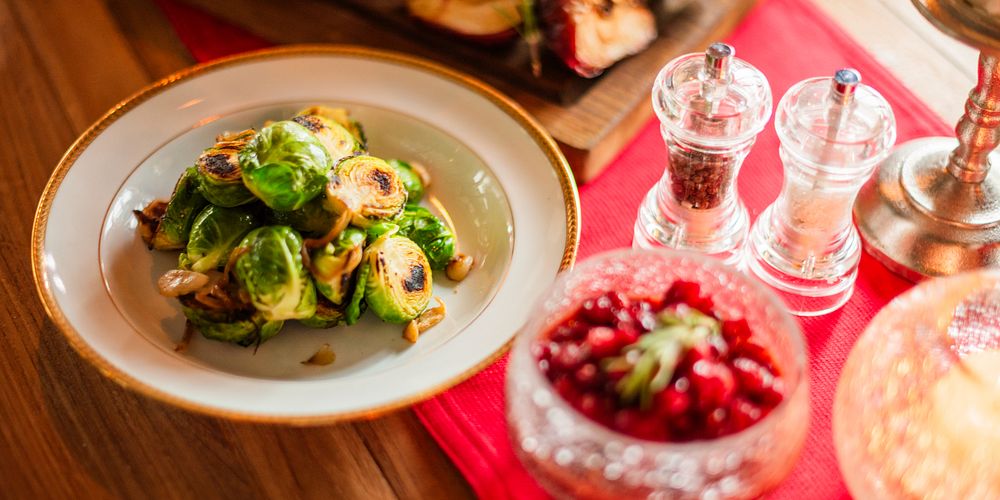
746, 69, 896, 316
634, 43, 772, 266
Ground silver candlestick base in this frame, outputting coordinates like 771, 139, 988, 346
854, 0, 1000, 280
854, 137, 1000, 281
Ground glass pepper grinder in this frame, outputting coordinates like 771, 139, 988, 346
746, 69, 896, 316
633, 43, 772, 267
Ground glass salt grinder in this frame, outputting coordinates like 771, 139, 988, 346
746, 69, 896, 316
634, 43, 772, 267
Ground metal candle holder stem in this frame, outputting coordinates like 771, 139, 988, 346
854, 0, 1000, 280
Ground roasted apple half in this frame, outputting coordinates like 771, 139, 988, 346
407, 0, 523, 43
542, 0, 657, 77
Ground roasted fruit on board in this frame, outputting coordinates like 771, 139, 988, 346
406, 0, 658, 77
135, 106, 472, 352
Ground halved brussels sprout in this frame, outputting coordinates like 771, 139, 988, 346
268, 196, 336, 237
239, 121, 332, 211
291, 114, 362, 163
180, 299, 283, 346
296, 105, 367, 148
325, 155, 407, 228
310, 227, 366, 305
179, 205, 260, 273
362, 233, 433, 323
388, 159, 426, 204
299, 296, 345, 329
196, 129, 258, 207
234, 226, 317, 321
395, 205, 456, 270
134, 167, 209, 250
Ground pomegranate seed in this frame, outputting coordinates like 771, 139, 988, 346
663, 281, 702, 306
613, 327, 639, 347
581, 294, 617, 324
553, 376, 579, 404
551, 342, 590, 373
679, 342, 715, 372
689, 360, 736, 410
607, 291, 630, 312
574, 363, 601, 388
551, 319, 590, 341
613, 408, 641, 434
729, 397, 763, 432
721, 319, 752, 346
731, 357, 784, 405
654, 385, 691, 417
733, 341, 778, 372
631, 415, 668, 441
703, 407, 729, 437
585, 326, 620, 358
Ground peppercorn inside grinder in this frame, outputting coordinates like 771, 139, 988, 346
634, 43, 772, 267
747, 70, 896, 316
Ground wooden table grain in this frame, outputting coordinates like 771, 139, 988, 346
1, 0, 976, 498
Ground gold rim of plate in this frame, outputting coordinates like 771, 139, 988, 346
30, 44, 581, 425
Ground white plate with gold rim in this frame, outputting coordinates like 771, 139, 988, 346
32, 46, 579, 423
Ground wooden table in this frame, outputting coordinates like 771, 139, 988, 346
0, 0, 976, 498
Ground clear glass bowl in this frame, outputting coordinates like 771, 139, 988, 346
834, 270, 1000, 499
505, 249, 809, 499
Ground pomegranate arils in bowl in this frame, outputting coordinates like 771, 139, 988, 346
535, 280, 786, 442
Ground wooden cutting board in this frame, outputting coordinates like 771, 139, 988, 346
180, 0, 757, 181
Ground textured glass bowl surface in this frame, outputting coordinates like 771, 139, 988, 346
505, 249, 808, 499
834, 270, 1000, 499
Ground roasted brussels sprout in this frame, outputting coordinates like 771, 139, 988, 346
239, 121, 332, 211
310, 227, 366, 305
291, 114, 362, 163
362, 233, 433, 323
388, 159, 426, 204
234, 226, 317, 321
180, 299, 284, 346
395, 205, 456, 270
299, 296, 345, 329
196, 129, 258, 207
268, 197, 336, 237
179, 205, 260, 273
325, 155, 407, 228
134, 167, 209, 250
297, 105, 367, 148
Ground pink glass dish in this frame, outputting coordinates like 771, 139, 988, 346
834, 270, 1000, 499
505, 248, 808, 499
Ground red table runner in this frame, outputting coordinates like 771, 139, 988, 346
156, 0, 951, 496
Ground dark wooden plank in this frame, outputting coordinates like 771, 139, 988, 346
105, 0, 198, 79
355, 412, 476, 499
178, 0, 758, 181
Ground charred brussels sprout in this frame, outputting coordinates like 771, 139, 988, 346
325, 155, 407, 228
388, 159, 425, 204
299, 296, 345, 329
180, 300, 283, 346
269, 197, 336, 237
240, 121, 332, 211
297, 105, 367, 148
136, 166, 209, 250
395, 206, 455, 270
291, 114, 362, 163
362, 233, 432, 323
179, 205, 260, 273
196, 129, 258, 207
234, 226, 317, 321
311, 227, 366, 305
